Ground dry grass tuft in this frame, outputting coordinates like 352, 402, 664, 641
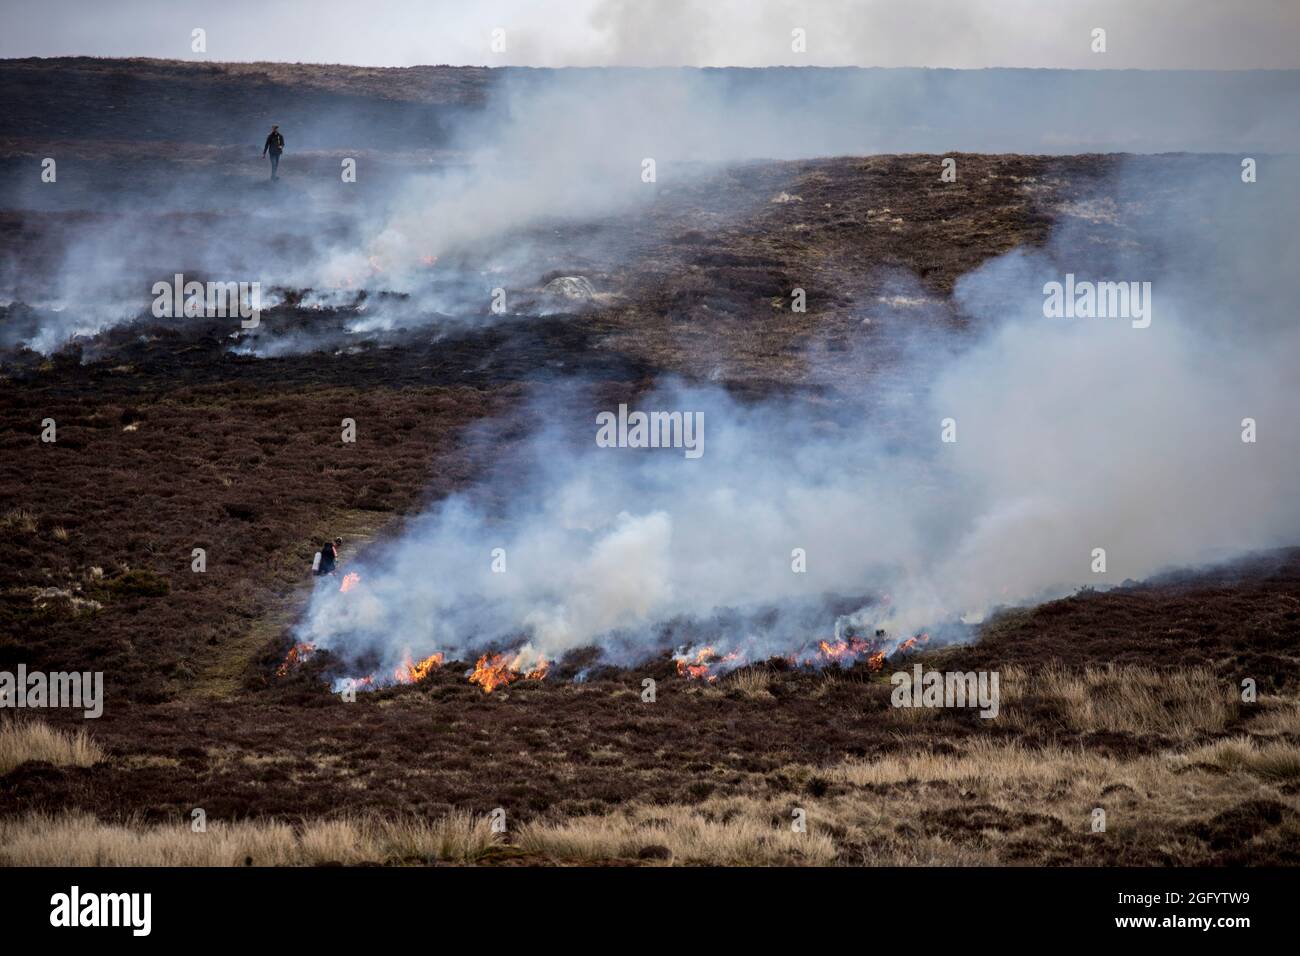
517, 802, 836, 865
298, 820, 371, 865
0, 811, 503, 867
0, 814, 301, 867
1171, 738, 1300, 783
823, 738, 1133, 790
724, 667, 773, 698
1244, 697, 1300, 737
374, 811, 500, 862
1, 508, 38, 534
0, 719, 104, 775
1000, 664, 1237, 736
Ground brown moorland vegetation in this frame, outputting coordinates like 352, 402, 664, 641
0, 61, 1296, 865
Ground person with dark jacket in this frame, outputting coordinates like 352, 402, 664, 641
316, 537, 342, 575
262, 125, 285, 180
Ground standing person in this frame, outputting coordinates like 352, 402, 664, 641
316, 537, 342, 576
262, 124, 285, 180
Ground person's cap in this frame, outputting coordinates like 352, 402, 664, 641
271, 124, 279, 129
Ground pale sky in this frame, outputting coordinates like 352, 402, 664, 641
1, 0, 1297, 69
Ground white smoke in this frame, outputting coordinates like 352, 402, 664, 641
6, 68, 1298, 355
10, 0, 1299, 70
300, 157, 1300, 678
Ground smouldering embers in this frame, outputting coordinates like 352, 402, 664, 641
277, 644, 547, 695
671, 630, 929, 682
277, 572, 428, 687
277, 642, 447, 689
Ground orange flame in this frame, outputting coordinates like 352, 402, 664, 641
815, 637, 872, 663
674, 646, 740, 682
676, 645, 714, 680
339, 572, 360, 593
468, 650, 549, 693
395, 651, 444, 684
469, 653, 517, 693
276, 642, 316, 677
894, 633, 930, 655
808, 629, 928, 670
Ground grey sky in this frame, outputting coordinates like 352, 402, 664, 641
1, 0, 1297, 68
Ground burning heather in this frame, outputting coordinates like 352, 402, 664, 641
672, 629, 929, 681
317, 650, 446, 693
275, 643, 317, 678
4, 5, 1300, 898
8, 39, 1299, 647
468, 651, 550, 694
291, 148, 1300, 694
394, 651, 444, 684
805, 632, 928, 671
673, 646, 739, 682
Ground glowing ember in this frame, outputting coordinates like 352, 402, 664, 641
339, 572, 360, 593
394, 651, 444, 684
468, 650, 549, 693
276, 642, 316, 677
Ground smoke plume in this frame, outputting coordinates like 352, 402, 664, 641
300, 157, 1300, 678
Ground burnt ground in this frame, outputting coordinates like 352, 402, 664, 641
0, 61, 1297, 865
